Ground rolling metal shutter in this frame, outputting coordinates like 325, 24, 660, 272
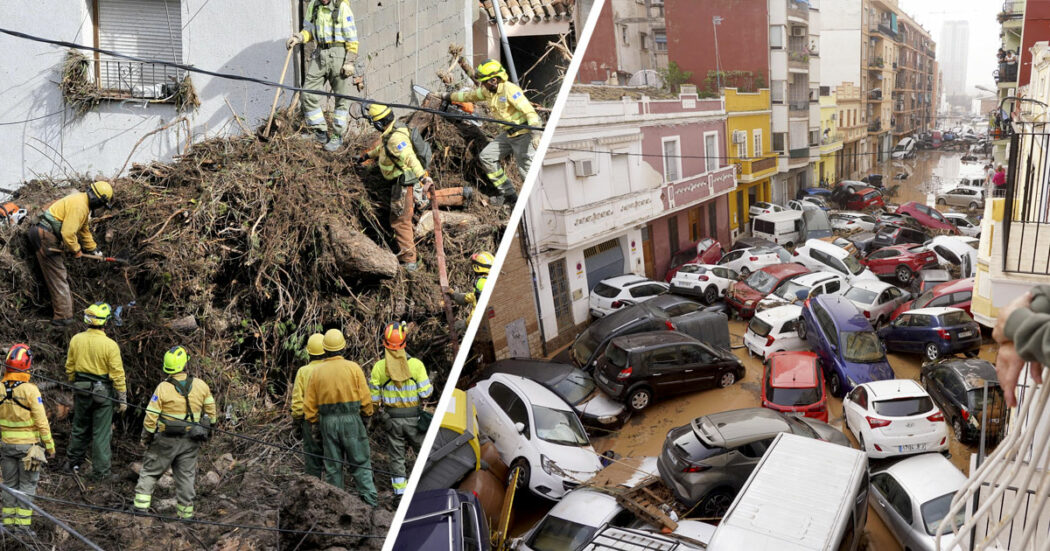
583, 239, 625, 292
97, 0, 183, 96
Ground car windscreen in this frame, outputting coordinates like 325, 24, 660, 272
767, 377, 821, 406
745, 270, 779, 294
843, 286, 877, 304
921, 492, 965, 536
803, 210, 832, 232
748, 316, 773, 338
967, 386, 1004, 414
604, 343, 629, 369
681, 425, 727, 462
774, 280, 808, 300
592, 283, 620, 298
527, 516, 598, 551
939, 311, 973, 326
552, 369, 597, 406
842, 254, 865, 275
572, 330, 601, 366
676, 264, 704, 275
534, 406, 589, 447
913, 289, 935, 308
842, 331, 884, 363
873, 396, 934, 417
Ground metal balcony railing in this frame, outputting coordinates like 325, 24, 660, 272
997, 62, 1019, 83
1001, 0, 1025, 17
789, 147, 810, 159
867, 120, 882, 132
788, 100, 809, 112
1003, 126, 1050, 275
95, 59, 182, 100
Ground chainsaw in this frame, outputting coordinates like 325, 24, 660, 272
413, 85, 482, 127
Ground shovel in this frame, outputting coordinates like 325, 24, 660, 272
49, 248, 130, 265
260, 48, 294, 141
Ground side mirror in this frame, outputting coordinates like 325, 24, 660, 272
514, 422, 525, 434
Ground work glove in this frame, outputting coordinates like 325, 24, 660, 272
116, 391, 128, 413
353, 154, 368, 167
531, 132, 542, 149
286, 34, 303, 50
140, 430, 153, 448
421, 176, 434, 196
340, 61, 355, 78
22, 445, 47, 472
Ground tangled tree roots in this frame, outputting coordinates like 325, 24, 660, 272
60, 50, 103, 117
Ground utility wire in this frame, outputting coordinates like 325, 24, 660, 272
546, 144, 984, 161
0, 27, 545, 132
0, 484, 104, 551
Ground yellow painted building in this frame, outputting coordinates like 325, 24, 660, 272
819, 91, 843, 186
724, 87, 775, 235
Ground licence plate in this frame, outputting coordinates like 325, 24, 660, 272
959, 331, 973, 338
898, 443, 927, 452
597, 372, 608, 384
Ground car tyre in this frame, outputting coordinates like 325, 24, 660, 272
969, 201, 979, 210
703, 285, 718, 305
627, 387, 653, 412
925, 342, 940, 361
698, 488, 735, 519
508, 458, 530, 491
896, 265, 913, 284
952, 418, 966, 442
937, 198, 947, 206
718, 371, 736, 388
829, 372, 844, 397
797, 318, 808, 339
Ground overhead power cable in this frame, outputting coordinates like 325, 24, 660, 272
0, 484, 105, 551
546, 144, 984, 161
0, 27, 544, 132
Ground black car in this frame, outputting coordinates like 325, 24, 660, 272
730, 236, 777, 252
869, 224, 930, 251
394, 489, 490, 551
861, 174, 885, 188
479, 358, 627, 429
570, 294, 729, 370
920, 358, 1006, 444
594, 331, 745, 412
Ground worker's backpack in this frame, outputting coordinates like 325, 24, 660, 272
0, 381, 30, 411
163, 376, 212, 441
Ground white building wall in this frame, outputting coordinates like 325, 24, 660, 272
819, 0, 860, 90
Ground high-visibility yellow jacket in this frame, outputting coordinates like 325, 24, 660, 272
0, 373, 53, 452
304, 357, 373, 423
65, 329, 125, 392
299, 0, 359, 54
369, 356, 432, 408
290, 359, 323, 420
365, 123, 427, 182
450, 82, 540, 137
45, 192, 97, 254
143, 372, 217, 434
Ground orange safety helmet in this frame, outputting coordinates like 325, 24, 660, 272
383, 321, 408, 350
5, 344, 32, 372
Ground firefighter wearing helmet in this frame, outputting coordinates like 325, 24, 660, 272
0, 344, 54, 535
64, 301, 126, 481
27, 181, 114, 325
449, 251, 493, 327
290, 333, 326, 478
133, 345, 217, 519
444, 60, 542, 206
369, 322, 432, 495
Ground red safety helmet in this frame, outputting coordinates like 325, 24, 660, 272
5, 344, 32, 372
383, 322, 408, 350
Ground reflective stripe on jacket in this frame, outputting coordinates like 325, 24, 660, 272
45, 192, 97, 254
369, 357, 432, 407
65, 329, 125, 392
143, 373, 217, 434
300, 0, 359, 53
290, 359, 322, 420
0, 374, 53, 451
450, 82, 540, 136
366, 123, 427, 182
303, 357, 373, 423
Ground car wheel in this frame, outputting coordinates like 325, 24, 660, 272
508, 458, 530, 491
740, 266, 751, 277
703, 285, 718, 305
718, 371, 736, 388
699, 488, 735, 519
969, 202, 979, 210
627, 387, 653, 412
937, 198, 947, 205
925, 342, 940, 361
797, 318, 808, 339
952, 418, 966, 442
896, 265, 913, 284
829, 372, 844, 398
965, 349, 980, 358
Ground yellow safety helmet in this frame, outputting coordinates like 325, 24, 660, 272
88, 181, 114, 209
470, 251, 494, 274
367, 103, 394, 132
476, 59, 507, 83
83, 302, 112, 326
383, 321, 408, 350
163, 345, 189, 374
305, 333, 325, 357
322, 328, 346, 353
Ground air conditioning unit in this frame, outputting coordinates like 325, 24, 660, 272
792, 26, 806, 37
574, 158, 598, 177
732, 130, 747, 144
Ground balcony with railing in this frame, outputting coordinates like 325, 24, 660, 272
997, 62, 1019, 84
93, 59, 183, 101
787, 36, 811, 70
867, 118, 882, 133
735, 153, 779, 182
1001, 129, 1050, 275
876, 21, 899, 41
789, 146, 811, 159
820, 132, 843, 154
998, 0, 1025, 26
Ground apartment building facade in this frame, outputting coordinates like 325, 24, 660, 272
725, 88, 776, 238
819, 89, 843, 184
891, 12, 936, 143
577, 0, 668, 85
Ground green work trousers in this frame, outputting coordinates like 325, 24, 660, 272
319, 412, 377, 506
479, 131, 534, 196
301, 418, 324, 479
386, 415, 423, 495
67, 392, 113, 478
300, 46, 353, 137
133, 435, 200, 519
1, 443, 38, 528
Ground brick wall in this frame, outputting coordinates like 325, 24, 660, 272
480, 231, 544, 360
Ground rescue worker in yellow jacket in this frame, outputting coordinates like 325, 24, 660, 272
369, 322, 433, 495
64, 302, 125, 480
445, 60, 542, 205
304, 329, 377, 505
287, 0, 359, 152
0, 344, 54, 535
133, 346, 217, 519
27, 181, 113, 325
290, 333, 325, 478
450, 251, 493, 328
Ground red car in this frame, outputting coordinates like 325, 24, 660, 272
726, 263, 809, 318
762, 351, 828, 422
896, 201, 959, 234
845, 187, 885, 210
664, 237, 723, 282
861, 244, 939, 284
890, 277, 975, 320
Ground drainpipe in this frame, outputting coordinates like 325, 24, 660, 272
489, 0, 520, 84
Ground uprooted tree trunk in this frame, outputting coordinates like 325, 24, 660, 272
329, 220, 399, 279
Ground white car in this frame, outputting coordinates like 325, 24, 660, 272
717, 246, 789, 276
924, 236, 978, 278
668, 264, 738, 304
942, 213, 980, 237
793, 239, 878, 283
869, 453, 967, 551
838, 180, 869, 193
829, 211, 877, 232
842, 379, 949, 460
517, 488, 624, 550
469, 374, 603, 500
743, 304, 807, 360
787, 199, 823, 212
757, 271, 846, 310
748, 201, 786, 217
841, 280, 912, 328
589, 275, 669, 318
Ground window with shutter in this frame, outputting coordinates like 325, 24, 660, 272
94, 0, 184, 100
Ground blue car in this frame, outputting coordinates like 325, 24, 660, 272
798, 295, 894, 397
395, 489, 490, 551
797, 187, 833, 200
878, 307, 982, 362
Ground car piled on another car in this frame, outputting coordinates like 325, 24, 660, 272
799, 294, 895, 396
726, 263, 810, 319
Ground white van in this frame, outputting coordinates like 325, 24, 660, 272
707, 432, 869, 551
752, 211, 805, 248
891, 137, 917, 159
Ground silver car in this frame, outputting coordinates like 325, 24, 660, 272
935, 186, 985, 210
841, 280, 911, 327
869, 453, 968, 550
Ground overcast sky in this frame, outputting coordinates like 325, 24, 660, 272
898, 0, 1000, 96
